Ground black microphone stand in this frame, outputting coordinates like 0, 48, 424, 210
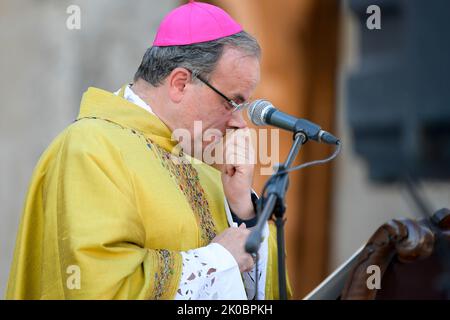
245, 131, 307, 300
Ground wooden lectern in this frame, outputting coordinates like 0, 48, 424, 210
305, 208, 450, 300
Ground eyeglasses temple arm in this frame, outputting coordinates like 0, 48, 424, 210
196, 74, 235, 105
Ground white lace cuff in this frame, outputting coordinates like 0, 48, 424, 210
175, 243, 247, 300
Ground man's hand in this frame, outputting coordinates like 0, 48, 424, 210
211, 223, 255, 272
220, 128, 256, 220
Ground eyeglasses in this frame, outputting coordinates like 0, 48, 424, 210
193, 73, 250, 113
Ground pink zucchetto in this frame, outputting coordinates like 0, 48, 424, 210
153, 0, 243, 47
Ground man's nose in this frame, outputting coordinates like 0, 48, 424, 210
227, 109, 248, 129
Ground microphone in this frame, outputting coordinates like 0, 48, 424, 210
247, 99, 340, 145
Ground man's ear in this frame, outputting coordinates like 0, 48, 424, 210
167, 67, 191, 103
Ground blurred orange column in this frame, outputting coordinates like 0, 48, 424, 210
209, 0, 340, 298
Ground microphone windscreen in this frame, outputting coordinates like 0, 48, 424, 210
247, 99, 272, 126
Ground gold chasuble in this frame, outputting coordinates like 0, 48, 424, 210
6, 87, 291, 300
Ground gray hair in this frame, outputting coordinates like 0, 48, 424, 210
133, 31, 261, 86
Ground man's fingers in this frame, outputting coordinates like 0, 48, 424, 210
244, 254, 256, 272
224, 129, 252, 150
224, 143, 255, 166
225, 154, 252, 166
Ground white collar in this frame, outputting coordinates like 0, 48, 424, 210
115, 85, 155, 115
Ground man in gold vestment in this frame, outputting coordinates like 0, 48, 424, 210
6, 1, 292, 299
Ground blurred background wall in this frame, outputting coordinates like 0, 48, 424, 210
1, 0, 449, 299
